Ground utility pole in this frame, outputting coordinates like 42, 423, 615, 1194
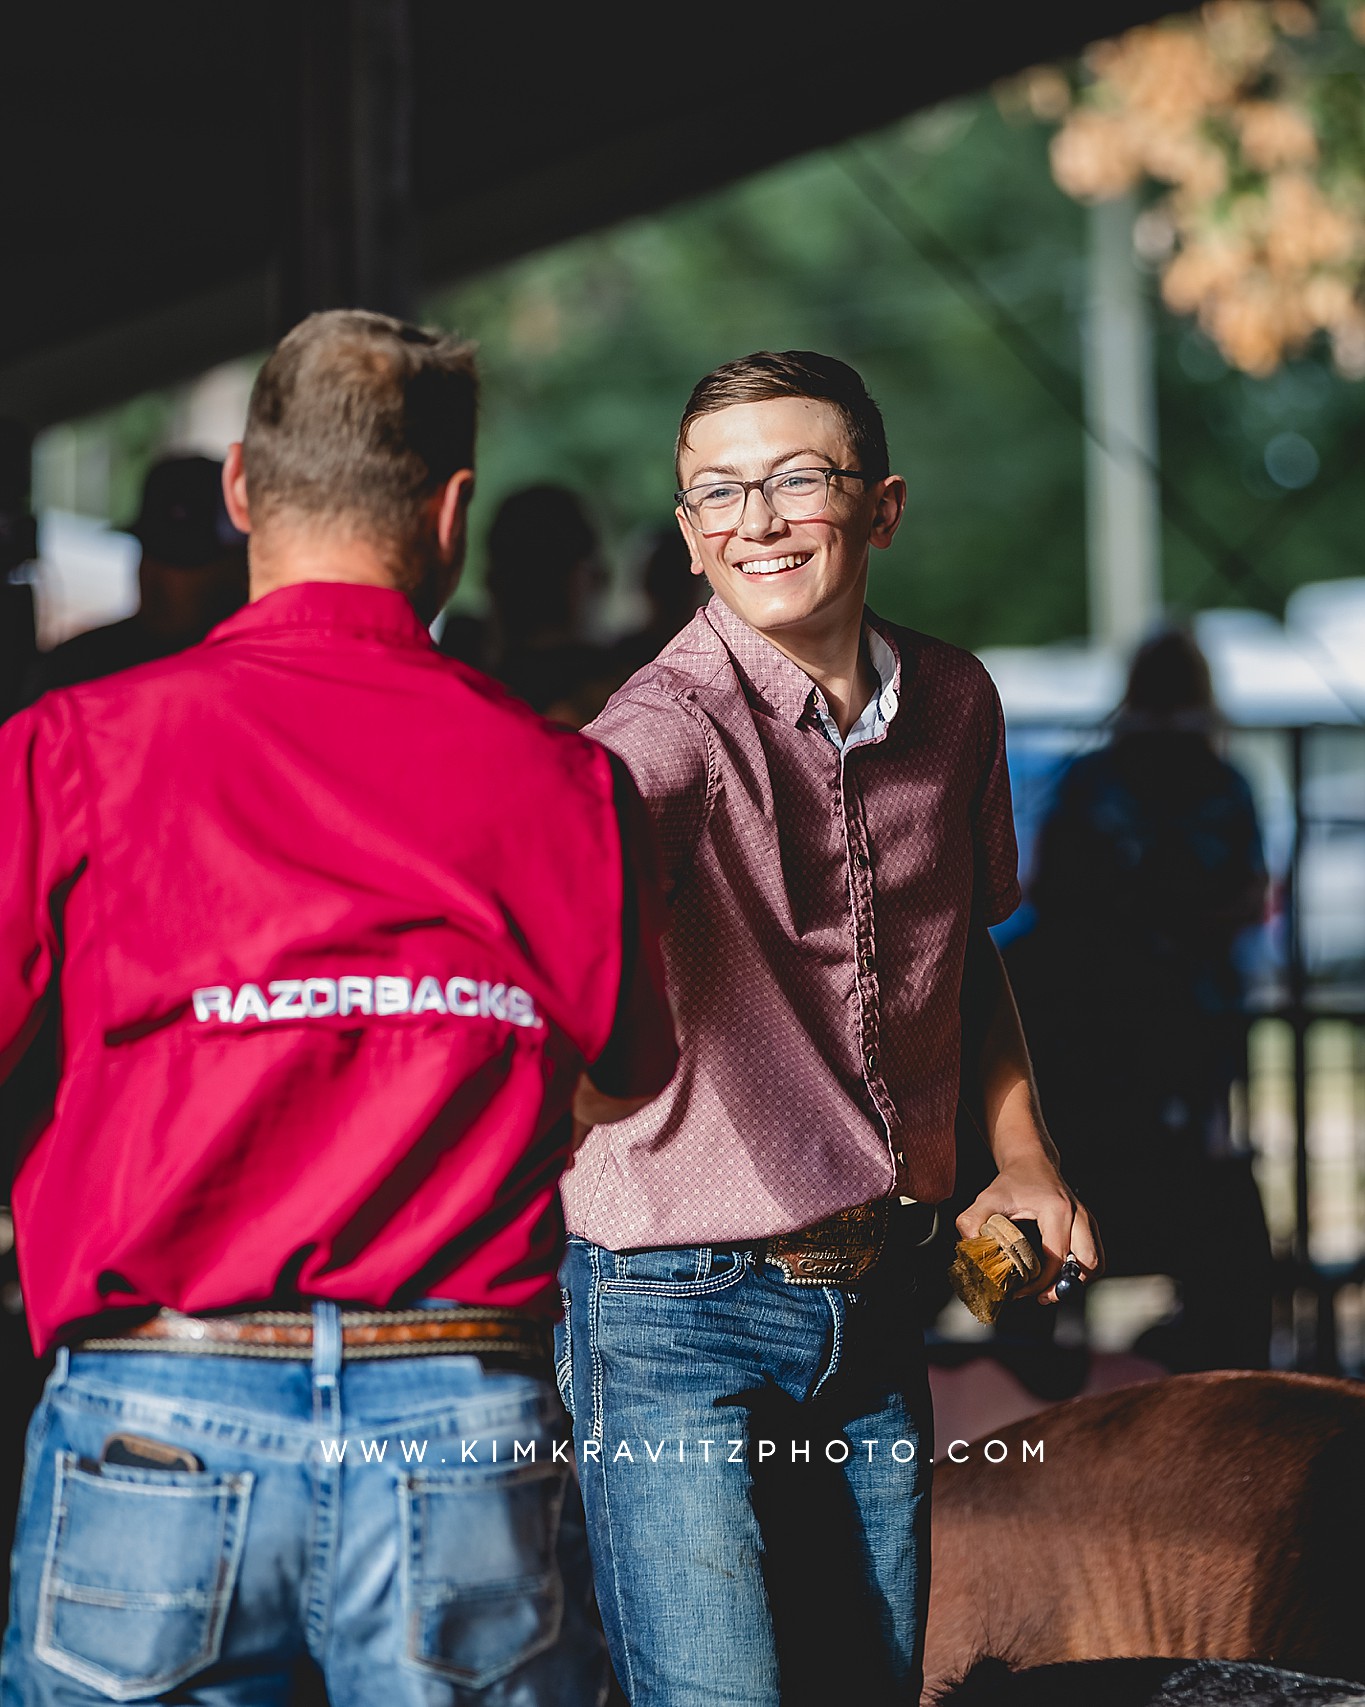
1083, 194, 1162, 653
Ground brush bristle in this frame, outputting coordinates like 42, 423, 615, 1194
946, 1217, 1038, 1324
948, 1238, 1022, 1324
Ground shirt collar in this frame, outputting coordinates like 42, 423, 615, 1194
817, 622, 900, 754
865, 623, 900, 713
703, 593, 903, 732
202, 581, 435, 650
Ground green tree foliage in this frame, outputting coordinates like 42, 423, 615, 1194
426, 101, 1094, 649
426, 90, 1365, 649
52, 82, 1365, 654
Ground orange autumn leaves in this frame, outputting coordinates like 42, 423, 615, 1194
1001, 2, 1365, 377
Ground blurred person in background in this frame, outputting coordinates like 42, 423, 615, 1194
1002, 625, 1273, 1373
0, 308, 676, 1707
605, 523, 708, 684
441, 494, 703, 731
481, 482, 617, 725
22, 453, 248, 703
0, 418, 39, 723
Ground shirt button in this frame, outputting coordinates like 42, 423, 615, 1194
865, 1049, 879, 1074
895, 1148, 906, 1168
861, 951, 875, 972
855, 852, 869, 870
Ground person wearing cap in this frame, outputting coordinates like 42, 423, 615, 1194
21, 453, 250, 702
556, 350, 1101, 1706
0, 309, 677, 1706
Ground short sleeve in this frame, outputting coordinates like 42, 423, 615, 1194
584, 684, 712, 900
972, 671, 1021, 927
584, 752, 679, 1100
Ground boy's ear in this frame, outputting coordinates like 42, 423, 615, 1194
869, 475, 906, 550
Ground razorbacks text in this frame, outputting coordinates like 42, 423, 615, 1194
191, 976, 541, 1028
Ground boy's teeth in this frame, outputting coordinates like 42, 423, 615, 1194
741, 554, 803, 575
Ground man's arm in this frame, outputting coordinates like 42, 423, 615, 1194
585, 683, 711, 902
957, 919, 1104, 1302
565, 686, 711, 1152
568, 750, 679, 1153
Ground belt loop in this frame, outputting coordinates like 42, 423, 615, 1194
312, 1300, 342, 1390
52, 1345, 70, 1386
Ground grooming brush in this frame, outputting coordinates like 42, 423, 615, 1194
947, 1213, 1042, 1325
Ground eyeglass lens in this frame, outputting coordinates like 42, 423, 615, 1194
685, 468, 839, 526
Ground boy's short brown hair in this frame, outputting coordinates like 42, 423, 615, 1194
243, 310, 478, 569
676, 350, 889, 486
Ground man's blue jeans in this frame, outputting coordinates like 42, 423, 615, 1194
2, 1302, 608, 1705
555, 1229, 932, 1707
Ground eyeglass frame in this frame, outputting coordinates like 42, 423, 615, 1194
674, 465, 873, 526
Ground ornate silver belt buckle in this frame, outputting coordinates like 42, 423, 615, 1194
765, 1201, 889, 1287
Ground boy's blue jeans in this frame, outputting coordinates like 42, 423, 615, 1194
2, 1301, 607, 1705
555, 1229, 932, 1707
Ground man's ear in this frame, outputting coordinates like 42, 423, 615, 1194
869, 474, 907, 550
223, 443, 251, 534
675, 506, 704, 576
436, 468, 476, 559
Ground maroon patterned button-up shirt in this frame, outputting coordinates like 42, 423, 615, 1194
561, 595, 1020, 1249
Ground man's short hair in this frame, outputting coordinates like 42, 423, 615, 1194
242, 310, 478, 569
675, 350, 889, 486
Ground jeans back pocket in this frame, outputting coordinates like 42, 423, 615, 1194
400, 1458, 567, 1689
36, 1452, 253, 1702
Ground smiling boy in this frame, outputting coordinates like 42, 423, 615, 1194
557, 350, 1101, 1706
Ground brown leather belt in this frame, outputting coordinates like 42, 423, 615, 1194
75, 1307, 552, 1365
757, 1198, 937, 1287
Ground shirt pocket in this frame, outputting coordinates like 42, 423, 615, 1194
35, 1452, 253, 1701
399, 1458, 567, 1689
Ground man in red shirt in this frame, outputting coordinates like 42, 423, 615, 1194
557, 351, 1101, 1705
0, 309, 676, 1706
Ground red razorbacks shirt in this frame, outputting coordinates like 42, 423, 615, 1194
0, 582, 677, 1353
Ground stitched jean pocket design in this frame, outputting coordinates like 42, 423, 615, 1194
600, 1245, 746, 1297
553, 1289, 574, 1417
400, 1458, 567, 1688
35, 1452, 253, 1702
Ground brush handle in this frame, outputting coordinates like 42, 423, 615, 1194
982, 1214, 1041, 1282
